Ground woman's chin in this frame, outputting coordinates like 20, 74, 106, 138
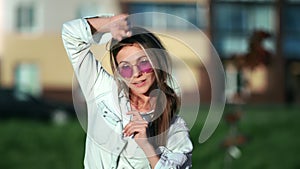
129, 85, 151, 96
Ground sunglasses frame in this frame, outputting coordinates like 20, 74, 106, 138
117, 56, 153, 78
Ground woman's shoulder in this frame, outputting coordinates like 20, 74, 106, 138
169, 115, 190, 132
171, 115, 186, 124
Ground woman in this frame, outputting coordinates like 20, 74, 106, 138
62, 14, 193, 169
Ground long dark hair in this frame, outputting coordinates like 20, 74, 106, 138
109, 27, 179, 146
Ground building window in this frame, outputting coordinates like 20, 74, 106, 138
15, 3, 37, 33
212, 0, 276, 58
283, 1, 300, 59
14, 63, 41, 99
124, 2, 207, 30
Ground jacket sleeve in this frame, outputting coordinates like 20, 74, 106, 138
61, 18, 114, 100
155, 116, 193, 169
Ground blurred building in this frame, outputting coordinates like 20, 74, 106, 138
0, 0, 120, 103
0, 0, 211, 104
0, 0, 299, 104
0, 0, 3, 81
210, 0, 300, 103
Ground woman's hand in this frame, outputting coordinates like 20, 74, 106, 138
123, 110, 149, 147
87, 14, 131, 41
107, 14, 132, 41
123, 111, 160, 168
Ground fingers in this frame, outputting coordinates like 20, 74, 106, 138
111, 30, 127, 41
109, 14, 131, 41
123, 111, 149, 138
123, 120, 148, 137
127, 110, 143, 121
111, 14, 129, 22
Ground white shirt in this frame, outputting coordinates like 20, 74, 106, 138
62, 17, 193, 169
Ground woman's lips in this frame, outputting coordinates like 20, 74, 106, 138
133, 79, 146, 87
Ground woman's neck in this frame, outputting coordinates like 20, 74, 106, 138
129, 84, 157, 112
130, 93, 152, 112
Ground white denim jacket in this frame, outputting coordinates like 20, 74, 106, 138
62, 18, 193, 169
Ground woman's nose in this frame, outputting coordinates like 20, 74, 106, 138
132, 65, 142, 78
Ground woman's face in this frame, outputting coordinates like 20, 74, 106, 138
116, 44, 156, 95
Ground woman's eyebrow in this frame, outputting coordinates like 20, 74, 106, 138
137, 55, 148, 60
119, 55, 148, 65
118, 60, 130, 65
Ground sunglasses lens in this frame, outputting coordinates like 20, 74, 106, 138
118, 58, 153, 78
119, 65, 133, 78
138, 60, 153, 73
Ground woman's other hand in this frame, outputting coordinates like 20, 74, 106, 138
123, 110, 149, 146
124, 111, 160, 168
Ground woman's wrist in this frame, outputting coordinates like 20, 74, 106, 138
141, 142, 159, 169
87, 14, 129, 40
86, 16, 111, 34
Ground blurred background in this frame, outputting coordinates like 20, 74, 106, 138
0, 0, 299, 169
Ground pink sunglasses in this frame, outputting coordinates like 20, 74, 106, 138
118, 56, 153, 78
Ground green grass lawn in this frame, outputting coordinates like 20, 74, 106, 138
0, 119, 85, 169
0, 104, 299, 169
191, 104, 300, 169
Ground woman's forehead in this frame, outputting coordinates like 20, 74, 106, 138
116, 44, 147, 63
